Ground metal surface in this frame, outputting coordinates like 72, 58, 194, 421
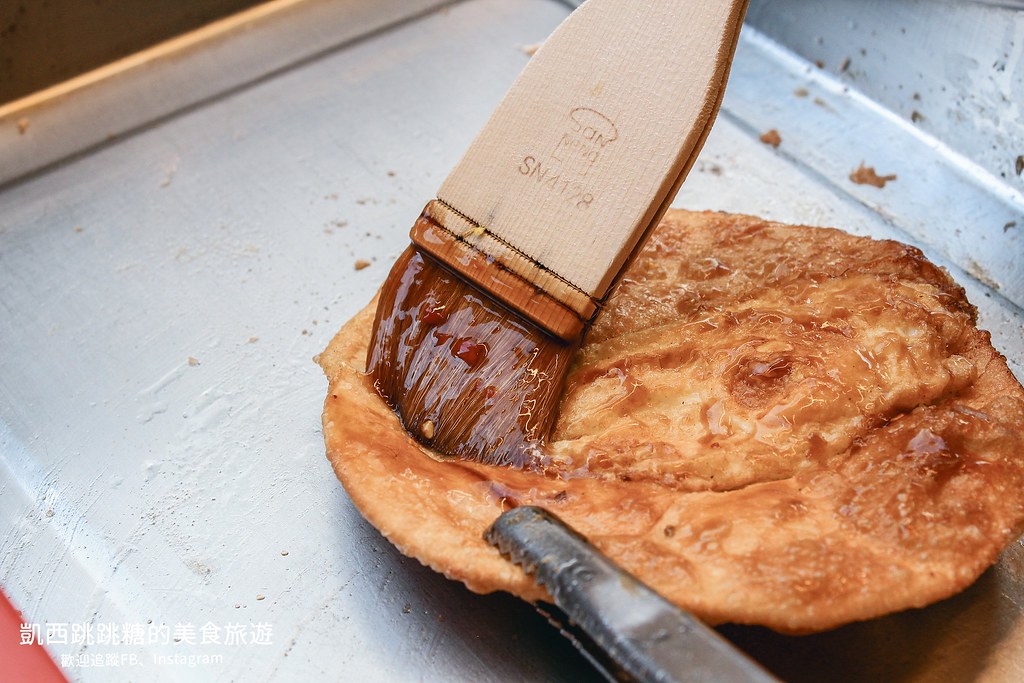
0, 0, 452, 187
745, 0, 1024, 198
0, 0, 263, 104
487, 507, 778, 683
0, 0, 1021, 681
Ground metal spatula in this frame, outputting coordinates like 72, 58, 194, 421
486, 507, 779, 683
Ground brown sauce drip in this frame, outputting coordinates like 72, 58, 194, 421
367, 247, 578, 467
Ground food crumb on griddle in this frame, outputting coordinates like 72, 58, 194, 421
850, 163, 897, 188
256, 594, 265, 601
354, 259, 371, 271
760, 129, 782, 148
698, 161, 723, 176
187, 356, 200, 366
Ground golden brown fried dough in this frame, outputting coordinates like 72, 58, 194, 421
318, 209, 1024, 633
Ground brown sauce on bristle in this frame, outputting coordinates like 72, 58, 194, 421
367, 247, 578, 467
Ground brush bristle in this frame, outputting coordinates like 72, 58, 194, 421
367, 247, 577, 467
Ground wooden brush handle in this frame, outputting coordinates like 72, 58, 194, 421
416, 0, 749, 341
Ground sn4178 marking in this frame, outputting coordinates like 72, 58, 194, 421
518, 155, 595, 209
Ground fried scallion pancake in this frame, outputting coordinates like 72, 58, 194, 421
318, 209, 1024, 633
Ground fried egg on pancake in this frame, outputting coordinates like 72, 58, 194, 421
318, 209, 1024, 633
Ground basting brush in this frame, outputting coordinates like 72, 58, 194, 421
368, 0, 749, 466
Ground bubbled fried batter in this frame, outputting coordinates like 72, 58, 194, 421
319, 209, 1024, 633
552, 220, 980, 492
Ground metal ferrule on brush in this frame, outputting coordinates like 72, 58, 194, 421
410, 199, 600, 343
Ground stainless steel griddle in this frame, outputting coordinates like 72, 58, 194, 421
1, 0, 1022, 681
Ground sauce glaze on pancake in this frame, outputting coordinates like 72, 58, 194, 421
318, 209, 1024, 633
